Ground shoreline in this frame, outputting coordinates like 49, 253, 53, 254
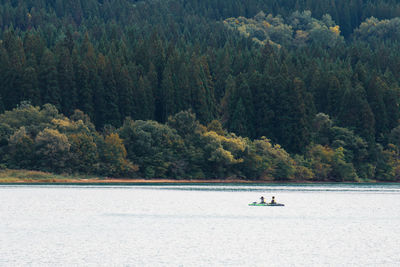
1, 177, 397, 185
1, 169, 398, 184
0, 177, 299, 184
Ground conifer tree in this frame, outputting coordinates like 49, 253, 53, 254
21, 66, 40, 106
226, 74, 255, 138
189, 55, 211, 124
116, 65, 134, 120
339, 84, 375, 142
366, 76, 389, 136
38, 49, 61, 109
134, 76, 154, 120
253, 70, 275, 139
2, 31, 25, 109
273, 77, 313, 153
56, 46, 76, 116
99, 56, 121, 126
220, 75, 236, 125
384, 86, 400, 132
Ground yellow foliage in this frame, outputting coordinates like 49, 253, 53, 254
268, 40, 281, 49
309, 144, 334, 161
69, 133, 97, 151
51, 118, 91, 134
213, 147, 242, 164
197, 124, 207, 134
238, 25, 250, 37
329, 25, 340, 36
252, 38, 264, 45
204, 131, 246, 152
295, 30, 309, 40
222, 137, 246, 153
207, 120, 225, 135
39, 128, 68, 140
262, 21, 271, 28
52, 118, 73, 128
295, 165, 315, 180
104, 133, 127, 158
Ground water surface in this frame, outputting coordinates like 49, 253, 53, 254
1, 184, 399, 266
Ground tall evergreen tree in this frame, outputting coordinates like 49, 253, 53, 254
99, 56, 121, 126
339, 83, 375, 142
38, 49, 61, 109
366, 76, 389, 137
226, 73, 255, 138
56, 46, 76, 116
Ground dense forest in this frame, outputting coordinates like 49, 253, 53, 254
1, 0, 400, 181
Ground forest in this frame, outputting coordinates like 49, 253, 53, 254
1, 0, 400, 181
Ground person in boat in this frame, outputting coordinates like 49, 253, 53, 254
260, 196, 266, 204
270, 196, 276, 204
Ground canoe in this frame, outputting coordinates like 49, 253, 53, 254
248, 202, 284, 206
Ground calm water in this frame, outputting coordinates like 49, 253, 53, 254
1, 184, 400, 266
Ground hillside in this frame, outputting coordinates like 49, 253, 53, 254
1, 0, 400, 181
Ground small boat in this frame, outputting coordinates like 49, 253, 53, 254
248, 202, 284, 206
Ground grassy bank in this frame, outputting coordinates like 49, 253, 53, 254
0, 169, 385, 184
0, 169, 100, 183
0, 169, 270, 184
0, 169, 248, 184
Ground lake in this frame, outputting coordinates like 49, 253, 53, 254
1, 184, 399, 266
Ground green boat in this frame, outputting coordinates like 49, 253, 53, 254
248, 202, 284, 206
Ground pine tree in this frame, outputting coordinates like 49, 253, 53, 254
57, 46, 76, 116
2, 31, 26, 109
99, 56, 121, 126
339, 83, 375, 142
229, 98, 248, 137
23, 32, 45, 66
213, 49, 231, 100
220, 75, 236, 125
253, 70, 275, 139
384, 85, 400, 132
0, 44, 11, 109
273, 77, 313, 153
366, 76, 389, 136
133, 76, 154, 120
38, 49, 61, 109
21, 66, 40, 106
226, 73, 255, 138
116, 65, 134, 120
199, 56, 217, 122
75, 61, 93, 117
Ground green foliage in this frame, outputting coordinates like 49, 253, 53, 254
331, 147, 358, 182
0, 103, 398, 180
201, 131, 245, 178
7, 127, 34, 169
207, 120, 226, 136
0, 103, 138, 177
273, 160, 295, 181
34, 128, 71, 173
224, 10, 343, 48
355, 17, 400, 43
68, 132, 99, 174
306, 144, 359, 181
241, 137, 297, 180
306, 144, 335, 180
119, 118, 184, 178
98, 133, 138, 177
339, 84, 375, 142
0, 103, 61, 137
0, 1, 399, 180
167, 110, 199, 138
